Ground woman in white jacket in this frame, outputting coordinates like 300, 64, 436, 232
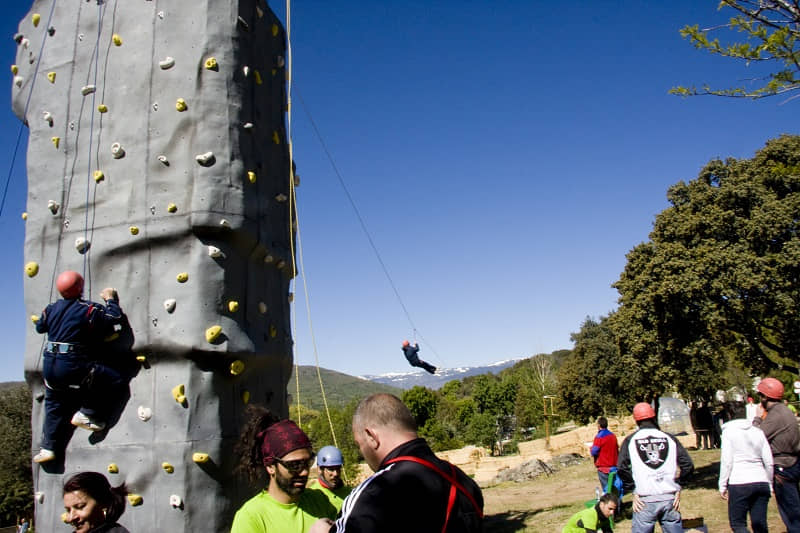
719, 404, 774, 533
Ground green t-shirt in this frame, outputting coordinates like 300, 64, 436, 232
231, 488, 337, 533
562, 505, 611, 533
307, 479, 352, 513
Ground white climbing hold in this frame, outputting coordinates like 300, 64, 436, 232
264, 254, 274, 264
158, 11, 165, 19
258, 302, 267, 314
152, 102, 158, 111
13, 75, 23, 88
256, 5, 264, 18
137, 406, 152, 421
276, 56, 285, 68
170, 495, 182, 509
159, 57, 175, 69
111, 142, 125, 159
243, 122, 254, 131
69, 121, 75, 130
35, 492, 44, 504
75, 237, 90, 254
163, 298, 176, 313
242, 65, 250, 77
81, 84, 96, 95
207, 246, 225, 259
219, 219, 230, 228
275, 193, 288, 202
195, 152, 215, 166
20, 38, 30, 50
157, 155, 169, 165
43, 111, 53, 126
47, 200, 59, 214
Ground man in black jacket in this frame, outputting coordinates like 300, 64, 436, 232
310, 393, 483, 533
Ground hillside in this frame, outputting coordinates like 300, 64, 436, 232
287, 365, 402, 410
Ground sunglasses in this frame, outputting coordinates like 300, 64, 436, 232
273, 454, 315, 474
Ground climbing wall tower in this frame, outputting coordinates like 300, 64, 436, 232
13, 1, 294, 530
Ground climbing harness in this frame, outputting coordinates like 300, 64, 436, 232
384, 455, 484, 531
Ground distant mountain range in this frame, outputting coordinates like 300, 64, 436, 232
288, 365, 402, 410
360, 358, 526, 390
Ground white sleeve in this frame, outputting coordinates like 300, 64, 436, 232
718, 430, 733, 493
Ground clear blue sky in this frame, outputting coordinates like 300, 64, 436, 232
0, 2, 796, 382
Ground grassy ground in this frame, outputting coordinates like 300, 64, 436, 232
483, 449, 787, 532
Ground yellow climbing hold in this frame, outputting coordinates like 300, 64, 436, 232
204, 57, 217, 70
230, 360, 245, 376
107, 463, 119, 474
176, 272, 188, 283
112, 34, 122, 46
51, 137, 59, 148
32, 13, 41, 27
172, 384, 186, 404
162, 462, 175, 474
242, 390, 250, 404
25, 262, 39, 277
11, 65, 17, 75
21, 212, 27, 220
205, 325, 222, 343
269, 325, 277, 338
167, 203, 177, 213
31, 315, 39, 323
228, 300, 239, 312
192, 452, 210, 464
61, 512, 69, 523
272, 23, 279, 36
47, 71, 56, 83
254, 70, 262, 85
93, 170, 104, 183
129, 226, 139, 235
98, 104, 108, 113
247, 171, 256, 183
127, 494, 143, 506
272, 131, 280, 144
175, 98, 187, 112
135, 354, 146, 363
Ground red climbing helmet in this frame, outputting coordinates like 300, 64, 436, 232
402, 340, 410, 347
757, 377, 784, 401
56, 270, 84, 299
633, 402, 656, 422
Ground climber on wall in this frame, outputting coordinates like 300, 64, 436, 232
401, 340, 436, 374
32, 270, 128, 463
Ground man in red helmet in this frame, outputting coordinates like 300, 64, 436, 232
401, 340, 436, 374
752, 377, 800, 532
32, 271, 126, 464
617, 402, 694, 533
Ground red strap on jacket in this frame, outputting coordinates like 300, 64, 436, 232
384, 454, 483, 533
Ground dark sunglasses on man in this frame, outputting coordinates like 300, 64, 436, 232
274, 453, 316, 474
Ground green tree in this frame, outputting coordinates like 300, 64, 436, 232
401, 386, 439, 429
672, 1, 800, 99
613, 135, 800, 392
0, 384, 33, 524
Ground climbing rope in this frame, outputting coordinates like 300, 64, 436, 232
294, 88, 445, 365
284, 0, 342, 456
0, 0, 58, 219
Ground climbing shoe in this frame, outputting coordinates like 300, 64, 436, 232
71, 411, 105, 431
33, 448, 55, 463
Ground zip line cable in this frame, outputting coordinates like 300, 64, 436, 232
294, 88, 444, 365
0, 0, 58, 219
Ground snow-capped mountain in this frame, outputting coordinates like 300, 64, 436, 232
360, 358, 526, 390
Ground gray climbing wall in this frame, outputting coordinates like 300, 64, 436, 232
13, 1, 294, 531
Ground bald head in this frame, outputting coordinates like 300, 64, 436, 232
352, 394, 418, 471
353, 393, 417, 434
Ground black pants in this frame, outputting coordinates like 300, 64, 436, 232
406, 354, 436, 374
728, 482, 770, 533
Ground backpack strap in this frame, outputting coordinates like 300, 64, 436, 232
384, 454, 483, 532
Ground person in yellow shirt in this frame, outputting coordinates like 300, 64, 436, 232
309, 446, 351, 512
231, 405, 337, 533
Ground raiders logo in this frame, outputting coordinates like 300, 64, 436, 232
635, 436, 668, 469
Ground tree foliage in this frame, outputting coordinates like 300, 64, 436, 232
613, 135, 800, 392
0, 384, 32, 524
672, 1, 800, 99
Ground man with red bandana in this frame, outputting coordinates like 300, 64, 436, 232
231, 405, 337, 533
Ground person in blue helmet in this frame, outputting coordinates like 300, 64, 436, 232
32, 270, 127, 464
401, 340, 436, 374
309, 446, 351, 512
